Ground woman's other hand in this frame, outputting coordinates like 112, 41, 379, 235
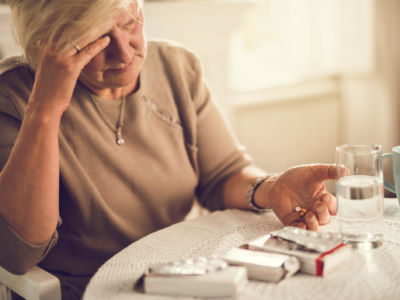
257, 164, 338, 231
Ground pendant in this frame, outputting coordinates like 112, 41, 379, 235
117, 137, 125, 145
116, 128, 125, 145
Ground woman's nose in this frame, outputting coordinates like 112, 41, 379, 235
107, 30, 133, 64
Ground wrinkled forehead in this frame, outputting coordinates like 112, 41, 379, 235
101, 0, 142, 25
86, 1, 143, 40
118, 1, 143, 21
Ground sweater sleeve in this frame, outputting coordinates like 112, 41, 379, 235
0, 95, 58, 275
190, 57, 253, 211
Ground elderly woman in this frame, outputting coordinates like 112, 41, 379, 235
0, 0, 338, 298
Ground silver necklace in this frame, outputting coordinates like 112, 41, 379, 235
89, 94, 126, 145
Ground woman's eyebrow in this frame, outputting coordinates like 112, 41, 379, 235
116, 18, 138, 28
125, 18, 137, 25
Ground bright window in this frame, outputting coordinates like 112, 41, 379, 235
229, 0, 374, 92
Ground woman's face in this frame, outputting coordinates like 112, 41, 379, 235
79, 3, 147, 97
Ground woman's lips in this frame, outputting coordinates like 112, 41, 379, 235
108, 60, 134, 73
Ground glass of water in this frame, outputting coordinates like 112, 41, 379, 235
336, 144, 384, 249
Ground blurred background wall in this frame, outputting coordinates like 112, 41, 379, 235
0, 0, 399, 192
143, 0, 400, 193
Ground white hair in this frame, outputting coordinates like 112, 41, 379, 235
7, 0, 143, 69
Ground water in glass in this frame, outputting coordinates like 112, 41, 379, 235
337, 175, 384, 249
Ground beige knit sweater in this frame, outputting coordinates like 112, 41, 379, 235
0, 40, 251, 297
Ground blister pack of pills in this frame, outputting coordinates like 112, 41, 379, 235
147, 256, 228, 276
269, 226, 343, 253
248, 226, 352, 276
144, 257, 247, 298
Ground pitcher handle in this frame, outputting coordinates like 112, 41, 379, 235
381, 153, 396, 193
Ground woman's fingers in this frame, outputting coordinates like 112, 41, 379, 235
286, 212, 319, 231
304, 211, 319, 231
304, 193, 336, 228
312, 202, 330, 226
284, 209, 316, 230
286, 209, 325, 231
75, 35, 110, 67
289, 221, 307, 230
319, 193, 337, 215
283, 212, 304, 228
285, 198, 334, 231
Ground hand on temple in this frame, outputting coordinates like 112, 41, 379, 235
30, 35, 111, 117
257, 164, 338, 231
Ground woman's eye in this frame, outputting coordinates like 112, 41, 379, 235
123, 19, 143, 31
124, 24, 135, 30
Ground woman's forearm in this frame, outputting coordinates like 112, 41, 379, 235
222, 165, 273, 210
0, 34, 111, 246
0, 103, 61, 245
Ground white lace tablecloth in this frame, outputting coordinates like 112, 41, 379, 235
83, 198, 400, 300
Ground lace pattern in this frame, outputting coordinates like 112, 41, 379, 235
84, 199, 400, 300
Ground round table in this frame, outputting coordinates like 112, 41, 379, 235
83, 198, 400, 300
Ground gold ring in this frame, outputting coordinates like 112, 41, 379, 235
73, 43, 81, 53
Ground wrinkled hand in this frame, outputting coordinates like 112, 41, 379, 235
30, 35, 110, 116
259, 164, 338, 231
